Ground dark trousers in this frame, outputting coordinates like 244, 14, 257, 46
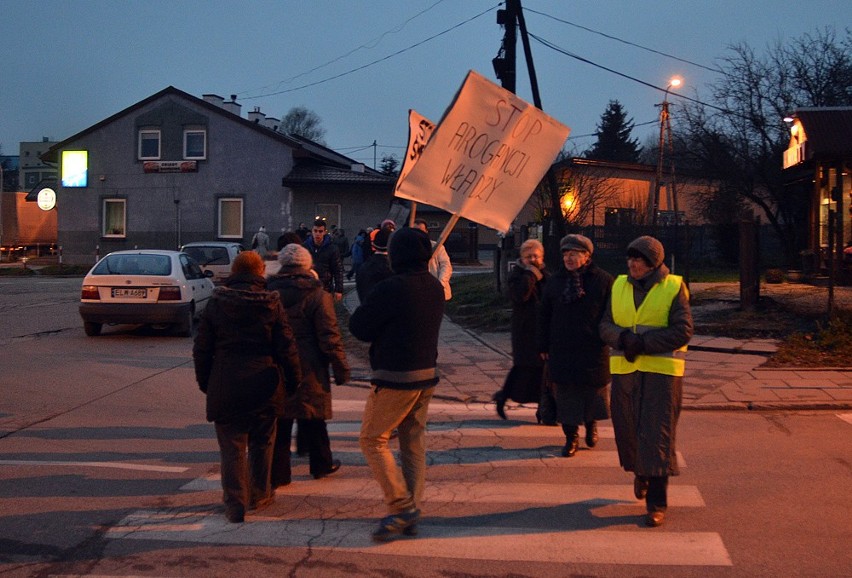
647, 476, 668, 512
272, 418, 334, 481
214, 412, 277, 516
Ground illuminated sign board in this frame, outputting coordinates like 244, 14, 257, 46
37, 187, 56, 211
61, 150, 88, 187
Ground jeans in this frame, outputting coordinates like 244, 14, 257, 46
215, 412, 277, 515
359, 386, 434, 514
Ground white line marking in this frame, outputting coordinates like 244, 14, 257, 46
0, 460, 188, 473
108, 514, 731, 566
837, 413, 852, 425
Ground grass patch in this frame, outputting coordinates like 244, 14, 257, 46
444, 273, 511, 332
764, 310, 852, 368
37, 264, 90, 275
0, 266, 36, 276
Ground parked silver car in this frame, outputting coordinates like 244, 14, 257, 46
180, 241, 243, 284
79, 250, 214, 337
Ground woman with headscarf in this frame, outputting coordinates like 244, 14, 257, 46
538, 234, 613, 458
599, 235, 693, 527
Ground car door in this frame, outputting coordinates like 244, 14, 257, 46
180, 254, 214, 311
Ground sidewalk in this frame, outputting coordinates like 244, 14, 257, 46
342, 280, 852, 412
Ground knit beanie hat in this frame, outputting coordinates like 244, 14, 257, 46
560, 234, 594, 255
389, 227, 431, 273
627, 235, 665, 268
381, 219, 396, 230
277, 243, 313, 271
372, 228, 391, 252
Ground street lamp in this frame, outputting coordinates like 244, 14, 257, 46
652, 77, 682, 231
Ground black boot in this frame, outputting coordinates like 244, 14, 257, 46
585, 421, 598, 448
493, 390, 508, 420
560, 425, 579, 457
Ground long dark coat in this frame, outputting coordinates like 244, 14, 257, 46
538, 261, 614, 425
599, 264, 693, 477
267, 271, 350, 420
193, 273, 301, 423
500, 264, 549, 403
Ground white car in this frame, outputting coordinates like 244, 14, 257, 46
180, 241, 243, 284
79, 250, 214, 337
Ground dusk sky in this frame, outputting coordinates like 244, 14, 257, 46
1, 1, 847, 169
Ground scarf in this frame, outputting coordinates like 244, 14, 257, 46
562, 263, 588, 304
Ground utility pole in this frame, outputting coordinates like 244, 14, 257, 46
493, 0, 565, 261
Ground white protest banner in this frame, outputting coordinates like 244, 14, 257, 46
395, 70, 570, 233
395, 110, 436, 226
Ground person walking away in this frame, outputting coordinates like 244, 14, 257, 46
413, 218, 453, 301
599, 235, 693, 528
355, 228, 393, 304
303, 218, 344, 302
251, 226, 270, 258
296, 222, 310, 241
193, 251, 301, 523
268, 243, 350, 485
538, 234, 613, 457
347, 229, 368, 280
492, 239, 554, 422
349, 227, 445, 542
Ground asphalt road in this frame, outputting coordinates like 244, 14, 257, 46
0, 276, 850, 577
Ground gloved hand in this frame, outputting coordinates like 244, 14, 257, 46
619, 330, 645, 362
522, 262, 543, 281
334, 367, 351, 386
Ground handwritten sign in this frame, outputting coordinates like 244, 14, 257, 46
395, 70, 570, 233
395, 109, 436, 194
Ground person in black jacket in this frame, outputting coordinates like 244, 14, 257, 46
193, 251, 301, 523
268, 243, 350, 484
493, 239, 556, 423
303, 219, 344, 301
355, 228, 392, 303
349, 227, 445, 542
538, 234, 614, 458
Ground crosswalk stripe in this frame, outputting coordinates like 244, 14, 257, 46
107, 514, 731, 566
179, 476, 705, 507
328, 421, 617, 438
838, 413, 852, 425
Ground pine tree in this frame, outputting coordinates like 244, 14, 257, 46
584, 100, 641, 162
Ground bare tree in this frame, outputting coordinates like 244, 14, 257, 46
532, 159, 624, 228
279, 106, 327, 145
676, 27, 852, 265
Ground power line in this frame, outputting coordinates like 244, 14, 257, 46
241, 4, 499, 100
523, 7, 725, 75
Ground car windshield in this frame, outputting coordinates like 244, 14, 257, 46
183, 246, 230, 265
92, 254, 172, 276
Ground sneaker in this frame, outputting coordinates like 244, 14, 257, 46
371, 509, 420, 542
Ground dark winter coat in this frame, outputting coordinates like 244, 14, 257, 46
193, 273, 301, 423
355, 252, 392, 303
349, 228, 445, 390
538, 261, 614, 387
267, 271, 350, 421
599, 263, 693, 477
304, 235, 344, 295
507, 264, 549, 367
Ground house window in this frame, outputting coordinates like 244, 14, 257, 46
604, 207, 636, 228
315, 203, 341, 229
184, 129, 207, 159
103, 199, 126, 237
138, 129, 161, 160
218, 198, 243, 239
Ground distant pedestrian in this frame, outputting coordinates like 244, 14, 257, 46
413, 218, 453, 301
268, 243, 350, 485
296, 222, 310, 242
251, 226, 270, 258
346, 229, 368, 280
193, 251, 301, 523
349, 227, 445, 542
493, 239, 555, 423
538, 234, 613, 457
303, 218, 344, 301
355, 227, 392, 303
599, 235, 693, 528
277, 230, 301, 252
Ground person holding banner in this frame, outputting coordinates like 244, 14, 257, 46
413, 218, 453, 301
538, 234, 613, 458
349, 227, 445, 542
599, 235, 693, 528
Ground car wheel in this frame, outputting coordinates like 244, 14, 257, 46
84, 322, 102, 337
175, 305, 195, 337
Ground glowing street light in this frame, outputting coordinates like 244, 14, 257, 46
652, 76, 682, 231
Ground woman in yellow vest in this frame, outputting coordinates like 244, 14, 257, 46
599, 236, 693, 527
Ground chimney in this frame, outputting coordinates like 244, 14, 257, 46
248, 107, 266, 124
222, 94, 242, 116
263, 116, 280, 131
203, 93, 225, 107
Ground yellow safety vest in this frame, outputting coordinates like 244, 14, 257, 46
610, 274, 688, 376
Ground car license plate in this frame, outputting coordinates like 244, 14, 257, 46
112, 288, 147, 298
